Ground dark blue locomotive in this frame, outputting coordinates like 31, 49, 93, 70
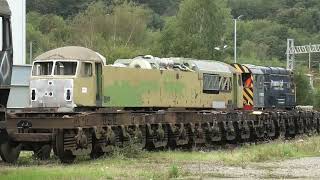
233, 64, 295, 110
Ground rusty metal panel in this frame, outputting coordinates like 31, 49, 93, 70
10, 133, 52, 142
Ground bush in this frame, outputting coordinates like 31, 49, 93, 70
168, 164, 179, 178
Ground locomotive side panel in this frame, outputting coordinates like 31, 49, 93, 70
102, 66, 235, 109
0, 0, 12, 126
0, 0, 12, 107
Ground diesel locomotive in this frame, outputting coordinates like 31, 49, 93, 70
2, 47, 317, 164
29, 47, 294, 111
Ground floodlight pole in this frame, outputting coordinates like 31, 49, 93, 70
234, 15, 243, 63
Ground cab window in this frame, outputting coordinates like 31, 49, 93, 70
203, 73, 220, 94
219, 77, 231, 91
54, 61, 77, 75
81, 62, 92, 77
32, 61, 54, 76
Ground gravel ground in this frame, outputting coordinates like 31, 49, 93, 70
183, 157, 320, 179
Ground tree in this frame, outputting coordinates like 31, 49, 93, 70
69, 2, 152, 62
27, 0, 95, 18
160, 0, 229, 59
294, 68, 314, 105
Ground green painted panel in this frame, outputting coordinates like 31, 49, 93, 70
162, 74, 185, 96
103, 80, 159, 107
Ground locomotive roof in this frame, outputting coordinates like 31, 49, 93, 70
0, 0, 11, 16
245, 64, 290, 75
190, 60, 235, 74
34, 46, 106, 64
114, 57, 235, 74
243, 64, 264, 75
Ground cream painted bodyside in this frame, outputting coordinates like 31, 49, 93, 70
73, 76, 96, 107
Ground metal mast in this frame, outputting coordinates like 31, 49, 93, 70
286, 39, 320, 71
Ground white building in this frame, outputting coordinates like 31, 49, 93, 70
8, 0, 26, 65
7, 0, 30, 109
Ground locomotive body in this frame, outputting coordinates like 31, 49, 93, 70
30, 46, 244, 110
102, 61, 243, 109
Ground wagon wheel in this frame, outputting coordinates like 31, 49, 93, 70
55, 129, 75, 164
132, 126, 146, 150
90, 144, 105, 159
0, 141, 21, 163
33, 144, 52, 160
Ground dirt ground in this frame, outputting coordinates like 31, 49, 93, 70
183, 157, 320, 179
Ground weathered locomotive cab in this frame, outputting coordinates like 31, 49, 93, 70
244, 65, 296, 109
30, 46, 106, 110
261, 66, 295, 109
233, 64, 295, 110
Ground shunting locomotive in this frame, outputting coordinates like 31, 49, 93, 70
1, 46, 318, 164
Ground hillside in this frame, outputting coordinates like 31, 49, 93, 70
26, 0, 320, 105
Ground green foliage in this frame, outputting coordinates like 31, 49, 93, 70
3, 136, 320, 179
26, 0, 320, 69
228, 0, 281, 20
27, 0, 95, 18
168, 164, 179, 178
159, 0, 227, 59
27, 2, 153, 63
294, 68, 314, 106
110, 142, 145, 159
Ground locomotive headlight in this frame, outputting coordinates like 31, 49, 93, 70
65, 88, 72, 101
31, 88, 37, 101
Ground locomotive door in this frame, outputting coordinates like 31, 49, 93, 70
233, 74, 243, 109
95, 62, 102, 106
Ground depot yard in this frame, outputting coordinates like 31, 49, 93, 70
1, 135, 320, 179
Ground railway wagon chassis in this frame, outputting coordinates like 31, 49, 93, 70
1, 109, 319, 163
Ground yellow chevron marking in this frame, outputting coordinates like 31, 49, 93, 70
243, 66, 249, 73
234, 64, 243, 73
243, 91, 253, 105
246, 88, 254, 97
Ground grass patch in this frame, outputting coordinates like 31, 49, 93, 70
168, 164, 179, 178
146, 135, 320, 166
1, 135, 320, 179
